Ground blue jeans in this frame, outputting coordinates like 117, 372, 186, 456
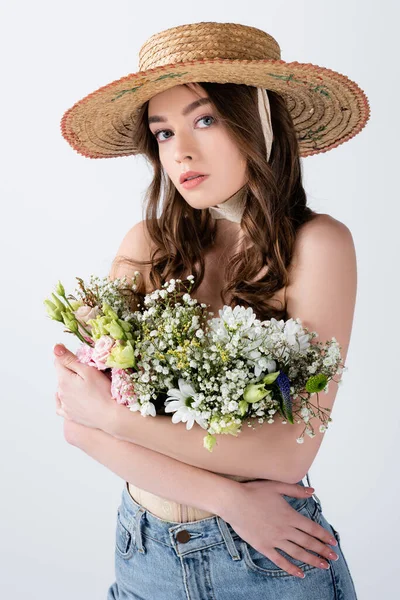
107, 475, 358, 599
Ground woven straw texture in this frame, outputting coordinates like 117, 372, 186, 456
60, 22, 370, 159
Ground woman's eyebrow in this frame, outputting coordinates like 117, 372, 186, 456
148, 97, 211, 124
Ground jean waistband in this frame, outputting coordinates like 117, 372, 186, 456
120, 481, 242, 559
127, 481, 217, 522
119, 475, 322, 560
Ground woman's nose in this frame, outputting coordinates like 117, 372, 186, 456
173, 131, 197, 163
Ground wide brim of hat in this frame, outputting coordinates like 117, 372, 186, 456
60, 57, 370, 159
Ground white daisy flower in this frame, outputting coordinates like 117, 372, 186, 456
164, 378, 207, 430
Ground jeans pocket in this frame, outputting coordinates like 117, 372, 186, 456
240, 500, 322, 577
115, 508, 135, 560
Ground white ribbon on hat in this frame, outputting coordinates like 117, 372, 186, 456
257, 87, 273, 161
208, 88, 274, 223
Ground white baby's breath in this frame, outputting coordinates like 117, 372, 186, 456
62, 275, 344, 451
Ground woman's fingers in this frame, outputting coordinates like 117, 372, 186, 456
271, 481, 314, 498
279, 539, 331, 570
291, 511, 338, 547
266, 482, 339, 572
258, 547, 306, 579
254, 528, 337, 577
218, 480, 339, 578
288, 527, 339, 563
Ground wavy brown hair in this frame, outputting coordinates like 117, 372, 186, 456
111, 82, 319, 321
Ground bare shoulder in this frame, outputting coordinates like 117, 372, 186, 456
286, 211, 357, 354
109, 220, 157, 289
115, 220, 155, 260
289, 212, 356, 277
296, 212, 354, 248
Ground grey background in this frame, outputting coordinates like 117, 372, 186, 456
1, 0, 397, 598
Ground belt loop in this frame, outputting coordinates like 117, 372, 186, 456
216, 517, 241, 561
305, 471, 323, 512
134, 507, 146, 554
313, 491, 323, 512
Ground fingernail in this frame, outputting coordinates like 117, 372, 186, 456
297, 571, 305, 578
54, 344, 65, 356
306, 488, 314, 494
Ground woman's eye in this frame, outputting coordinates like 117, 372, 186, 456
154, 130, 172, 142
196, 115, 215, 128
153, 115, 216, 143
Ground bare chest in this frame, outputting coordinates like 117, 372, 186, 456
185, 246, 285, 318
190, 250, 230, 317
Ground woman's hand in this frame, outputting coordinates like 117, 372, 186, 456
55, 400, 88, 446
53, 343, 116, 431
221, 479, 338, 578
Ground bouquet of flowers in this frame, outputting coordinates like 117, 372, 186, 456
44, 274, 345, 451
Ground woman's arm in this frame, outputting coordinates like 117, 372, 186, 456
64, 420, 239, 519
104, 215, 357, 484
104, 214, 356, 484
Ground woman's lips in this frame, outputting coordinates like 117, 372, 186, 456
181, 175, 209, 189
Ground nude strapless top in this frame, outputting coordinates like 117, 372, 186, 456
127, 473, 256, 523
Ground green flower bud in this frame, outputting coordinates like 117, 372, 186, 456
305, 373, 328, 393
89, 316, 110, 339
88, 318, 101, 339
61, 311, 78, 333
55, 281, 65, 297
51, 293, 66, 312
238, 400, 249, 416
102, 302, 119, 321
243, 383, 270, 403
120, 321, 132, 333
44, 300, 63, 322
262, 370, 280, 385
203, 433, 217, 452
107, 320, 125, 340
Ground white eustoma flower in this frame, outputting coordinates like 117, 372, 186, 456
254, 357, 277, 378
164, 378, 207, 430
283, 319, 310, 352
270, 317, 285, 331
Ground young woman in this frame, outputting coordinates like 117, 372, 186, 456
55, 21, 369, 599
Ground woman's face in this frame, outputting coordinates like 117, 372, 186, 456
147, 83, 247, 209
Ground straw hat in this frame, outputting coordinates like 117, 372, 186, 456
60, 21, 370, 159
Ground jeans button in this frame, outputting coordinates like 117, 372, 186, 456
176, 530, 191, 543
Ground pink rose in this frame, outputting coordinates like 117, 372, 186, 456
92, 335, 115, 370
111, 368, 138, 405
74, 305, 101, 337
